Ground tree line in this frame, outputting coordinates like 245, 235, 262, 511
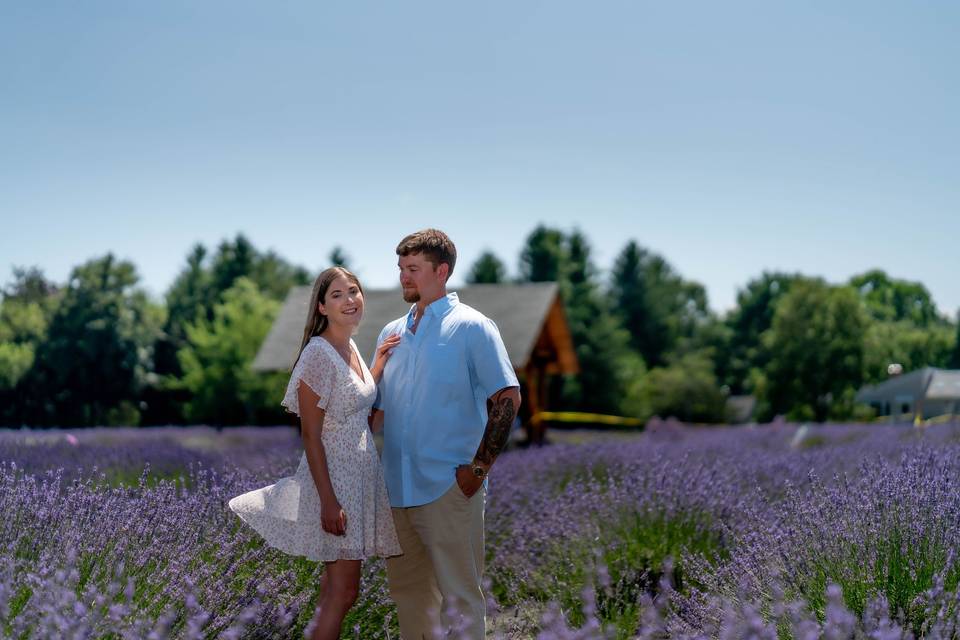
1, 229, 958, 427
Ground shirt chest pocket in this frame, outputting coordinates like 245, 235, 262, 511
425, 345, 465, 397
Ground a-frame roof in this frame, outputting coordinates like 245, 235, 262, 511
252, 282, 563, 372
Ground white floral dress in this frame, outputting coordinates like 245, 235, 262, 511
228, 336, 402, 561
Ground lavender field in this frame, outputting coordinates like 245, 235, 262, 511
3, 421, 960, 639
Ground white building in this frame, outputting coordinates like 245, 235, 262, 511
856, 367, 960, 421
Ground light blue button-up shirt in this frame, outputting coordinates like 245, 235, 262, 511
372, 292, 519, 508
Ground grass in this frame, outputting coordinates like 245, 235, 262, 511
487, 507, 730, 638
598, 511, 729, 637
787, 519, 960, 637
97, 467, 192, 490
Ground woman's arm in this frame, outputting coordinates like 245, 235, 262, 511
368, 408, 384, 434
369, 334, 401, 384
298, 382, 346, 536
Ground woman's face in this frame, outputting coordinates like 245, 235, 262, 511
319, 275, 364, 329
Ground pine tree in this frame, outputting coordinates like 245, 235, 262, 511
329, 246, 351, 269
466, 251, 507, 284
559, 230, 632, 414
518, 225, 565, 282
950, 311, 960, 369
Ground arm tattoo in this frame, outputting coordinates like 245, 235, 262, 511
474, 389, 516, 466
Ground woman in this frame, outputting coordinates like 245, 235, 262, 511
229, 267, 402, 639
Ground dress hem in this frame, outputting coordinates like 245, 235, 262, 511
230, 504, 402, 562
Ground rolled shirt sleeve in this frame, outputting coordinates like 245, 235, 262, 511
468, 317, 519, 400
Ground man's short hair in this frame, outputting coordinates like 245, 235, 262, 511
396, 229, 457, 280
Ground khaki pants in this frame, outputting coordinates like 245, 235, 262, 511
386, 483, 486, 640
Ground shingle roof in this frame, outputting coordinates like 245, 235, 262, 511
856, 367, 960, 402
252, 282, 561, 372
927, 369, 960, 400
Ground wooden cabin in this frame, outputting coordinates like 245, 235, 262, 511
252, 282, 579, 443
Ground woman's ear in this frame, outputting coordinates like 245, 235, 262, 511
317, 302, 326, 316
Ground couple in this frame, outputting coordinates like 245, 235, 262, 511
229, 229, 521, 639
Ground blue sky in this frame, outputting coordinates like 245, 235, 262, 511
2, 1, 958, 314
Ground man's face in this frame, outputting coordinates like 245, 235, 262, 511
398, 253, 446, 304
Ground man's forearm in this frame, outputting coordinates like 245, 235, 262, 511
473, 387, 520, 468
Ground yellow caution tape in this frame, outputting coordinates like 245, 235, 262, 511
530, 411, 645, 427
921, 414, 958, 426
870, 413, 921, 424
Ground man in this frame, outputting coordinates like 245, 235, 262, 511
370, 229, 520, 639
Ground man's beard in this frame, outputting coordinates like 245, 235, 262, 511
402, 288, 420, 303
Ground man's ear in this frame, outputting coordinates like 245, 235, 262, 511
437, 262, 450, 284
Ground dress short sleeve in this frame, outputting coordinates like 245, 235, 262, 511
281, 340, 335, 416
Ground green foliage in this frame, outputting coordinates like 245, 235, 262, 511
0, 268, 60, 397
176, 278, 286, 425
151, 237, 310, 424
328, 246, 351, 268
0, 302, 49, 392
758, 280, 868, 422
518, 224, 566, 282
0, 300, 50, 345
862, 320, 954, 383
149, 245, 212, 423
643, 353, 729, 423
720, 272, 803, 395
210, 235, 257, 297
16, 255, 161, 426
466, 250, 507, 284
518, 229, 723, 419
610, 240, 710, 368
728, 269, 952, 420
161, 235, 310, 360
161, 244, 211, 350
0, 342, 34, 390
558, 230, 634, 414
609, 241, 662, 366
250, 250, 312, 302
4, 228, 954, 429
2, 266, 59, 305
617, 351, 650, 420
849, 269, 940, 327
950, 311, 960, 369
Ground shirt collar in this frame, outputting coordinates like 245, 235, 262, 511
405, 292, 459, 326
